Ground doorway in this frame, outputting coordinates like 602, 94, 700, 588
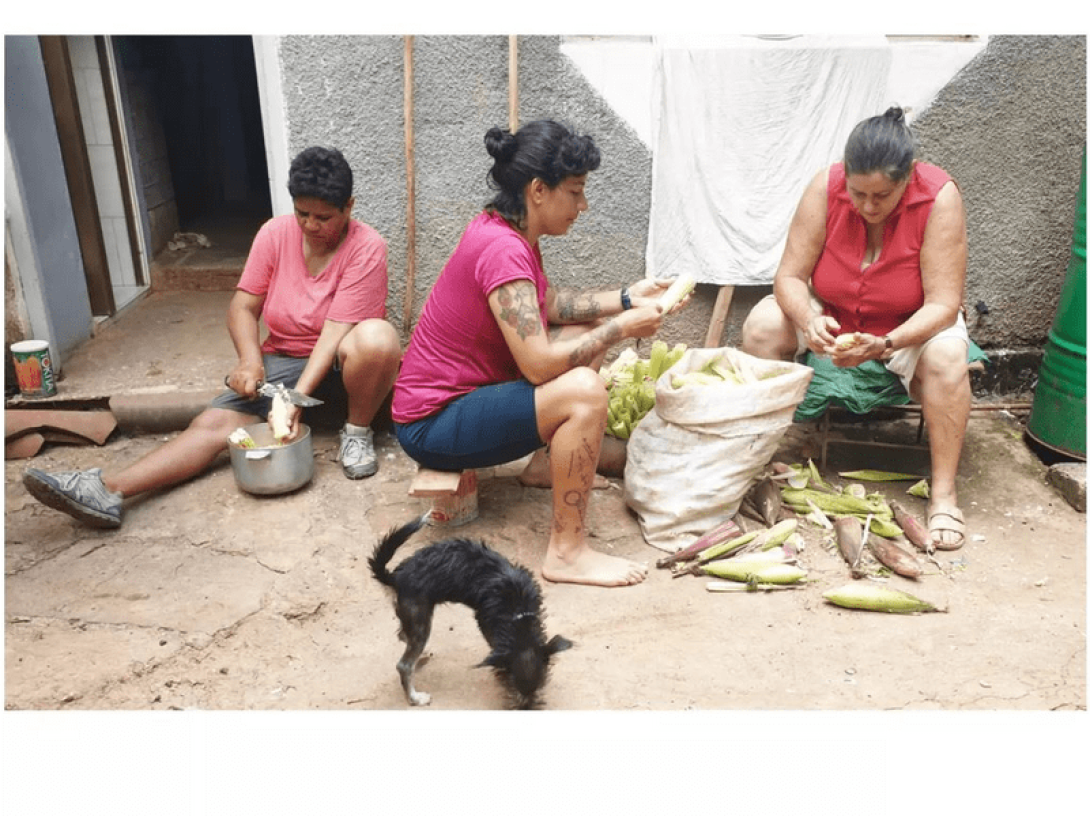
117, 36, 272, 258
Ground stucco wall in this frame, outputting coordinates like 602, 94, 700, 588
276, 34, 1086, 360
913, 35, 1086, 349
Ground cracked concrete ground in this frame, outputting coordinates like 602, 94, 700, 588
5, 291, 1086, 716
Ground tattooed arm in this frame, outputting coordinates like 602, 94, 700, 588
546, 278, 677, 325
490, 279, 664, 385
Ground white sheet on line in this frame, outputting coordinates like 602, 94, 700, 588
646, 35, 893, 286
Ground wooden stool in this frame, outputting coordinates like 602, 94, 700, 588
408, 468, 479, 527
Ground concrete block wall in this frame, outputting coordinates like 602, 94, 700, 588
276, 35, 1086, 369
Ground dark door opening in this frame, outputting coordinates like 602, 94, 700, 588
118, 35, 272, 255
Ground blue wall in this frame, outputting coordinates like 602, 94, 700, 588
5, 35, 93, 358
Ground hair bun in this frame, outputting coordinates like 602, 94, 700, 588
484, 127, 519, 162
883, 106, 906, 123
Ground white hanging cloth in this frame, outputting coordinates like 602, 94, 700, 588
646, 35, 893, 286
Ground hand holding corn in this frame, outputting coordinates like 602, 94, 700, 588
627, 275, 694, 314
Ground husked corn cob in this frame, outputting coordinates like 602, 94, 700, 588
659, 273, 696, 313
822, 582, 943, 614
270, 389, 292, 441
834, 332, 862, 350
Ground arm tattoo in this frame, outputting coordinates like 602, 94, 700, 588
554, 289, 604, 323
495, 281, 544, 341
567, 320, 622, 369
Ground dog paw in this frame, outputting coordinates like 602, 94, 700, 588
409, 690, 432, 706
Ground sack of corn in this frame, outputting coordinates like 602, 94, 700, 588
624, 347, 813, 553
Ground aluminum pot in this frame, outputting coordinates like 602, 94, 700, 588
229, 423, 314, 495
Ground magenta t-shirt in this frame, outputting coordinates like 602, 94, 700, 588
237, 215, 388, 358
392, 210, 548, 423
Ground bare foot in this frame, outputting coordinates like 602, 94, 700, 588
541, 545, 648, 587
518, 449, 611, 489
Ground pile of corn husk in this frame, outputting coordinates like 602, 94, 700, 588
601, 340, 687, 439
670, 459, 945, 611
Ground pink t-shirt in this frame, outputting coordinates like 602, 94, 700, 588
237, 215, 388, 357
392, 210, 548, 423
811, 162, 952, 337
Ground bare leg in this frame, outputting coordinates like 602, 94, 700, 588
519, 322, 611, 489
912, 338, 970, 549
740, 295, 799, 361
102, 407, 259, 498
535, 367, 648, 587
338, 318, 402, 426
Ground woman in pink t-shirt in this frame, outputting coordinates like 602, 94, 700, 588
741, 107, 971, 551
23, 147, 401, 529
394, 120, 683, 588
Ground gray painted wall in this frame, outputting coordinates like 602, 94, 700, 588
4, 35, 94, 360
276, 35, 1085, 361
913, 35, 1086, 348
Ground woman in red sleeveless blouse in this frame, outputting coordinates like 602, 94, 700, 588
742, 107, 969, 551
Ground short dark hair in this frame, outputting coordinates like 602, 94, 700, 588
287, 146, 353, 209
484, 120, 601, 226
843, 106, 916, 183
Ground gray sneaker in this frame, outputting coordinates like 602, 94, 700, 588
338, 426, 378, 479
23, 467, 123, 528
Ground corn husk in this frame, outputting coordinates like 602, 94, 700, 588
839, 470, 921, 482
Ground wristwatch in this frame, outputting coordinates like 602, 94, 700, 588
620, 287, 632, 310
883, 335, 893, 351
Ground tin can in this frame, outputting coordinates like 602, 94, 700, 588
10, 340, 57, 398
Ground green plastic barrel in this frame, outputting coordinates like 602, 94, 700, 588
1027, 152, 1087, 460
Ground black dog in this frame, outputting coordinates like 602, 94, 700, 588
369, 515, 572, 709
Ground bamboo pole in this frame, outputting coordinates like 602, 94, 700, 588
402, 36, 417, 334
508, 35, 518, 131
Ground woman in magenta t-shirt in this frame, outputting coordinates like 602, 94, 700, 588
741, 107, 971, 552
394, 120, 681, 588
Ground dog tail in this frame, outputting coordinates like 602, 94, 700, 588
368, 513, 429, 586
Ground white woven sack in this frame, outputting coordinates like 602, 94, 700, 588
623, 347, 813, 553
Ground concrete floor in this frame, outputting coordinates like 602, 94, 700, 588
4, 280, 1086, 812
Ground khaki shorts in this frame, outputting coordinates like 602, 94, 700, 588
767, 293, 970, 396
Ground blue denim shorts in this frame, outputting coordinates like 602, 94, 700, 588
210, 353, 346, 420
394, 379, 542, 470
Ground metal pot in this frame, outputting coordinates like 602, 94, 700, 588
229, 423, 314, 495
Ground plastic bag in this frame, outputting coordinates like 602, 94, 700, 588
623, 347, 813, 553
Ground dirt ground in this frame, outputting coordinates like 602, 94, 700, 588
3, 290, 1086, 811
5, 409, 1085, 713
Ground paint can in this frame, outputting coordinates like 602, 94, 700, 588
10, 340, 58, 398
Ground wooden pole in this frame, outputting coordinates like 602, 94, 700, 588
508, 35, 518, 131
402, 36, 417, 334
703, 285, 735, 347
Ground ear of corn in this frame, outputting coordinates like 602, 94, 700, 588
700, 560, 807, 584
890, 500, 932, 553
655, 517, 742, 569
270, 390, 292, 441
834, 516, 866, 578
822, 582, 943, 614
867, 535, 924, 578
659, 273, 696, 313
835, 332, 862, 350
